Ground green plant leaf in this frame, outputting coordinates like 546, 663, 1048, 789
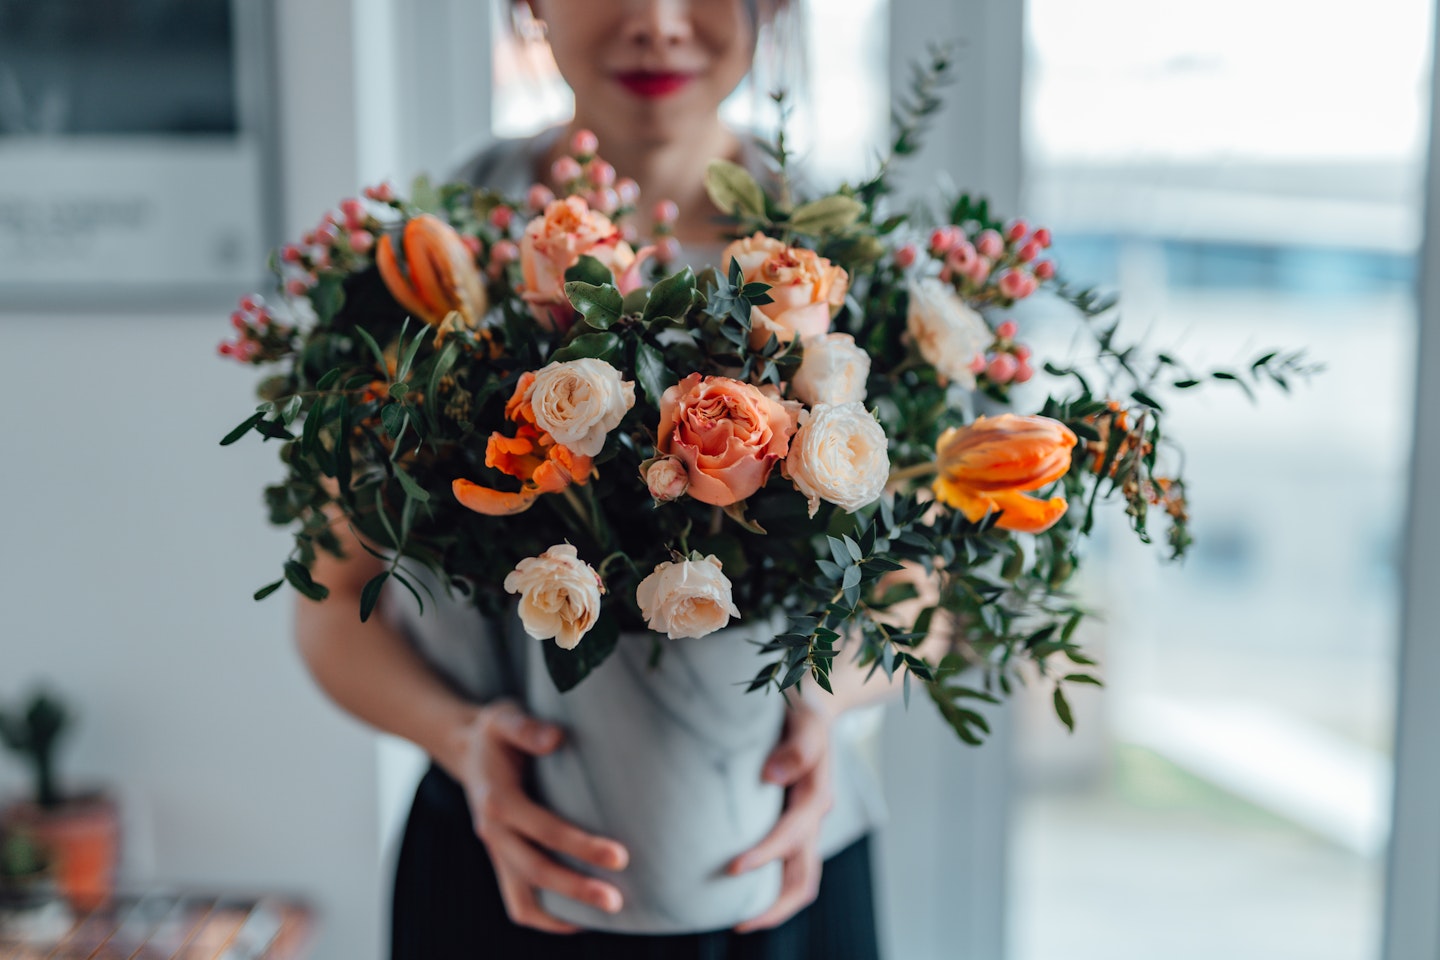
1053, 687, 1075, 732
542, 612, 620, 692
359, 571, 390, 622
284, 560, 330, 602
564, 281, 624, 330
253, 579, 285, 601
789, 195, 864, 235
634, 341, 673, 408
704, 159, 766, 219
395, 468, 431, 503
551, 332, 621, 363
220, 412, 265, 446
565, 254, 614, 287
642, 267, 698, 325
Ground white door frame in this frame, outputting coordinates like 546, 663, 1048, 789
1383, 3, 1440, 956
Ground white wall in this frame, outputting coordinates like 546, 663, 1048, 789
0, 2, 388, 958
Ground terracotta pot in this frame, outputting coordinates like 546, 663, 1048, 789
2, 792, 119, 911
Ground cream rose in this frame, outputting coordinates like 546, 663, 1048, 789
907, 277, 991, 388
503, 544, 604, 649
635, 555, 741, 640
722, 232, 849, 350
790, 332, 871, 406
526, 358, 636, 457
785, 402, 891, 517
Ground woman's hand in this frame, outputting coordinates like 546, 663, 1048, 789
727, 694, 835, 932
447, 698, 631, 933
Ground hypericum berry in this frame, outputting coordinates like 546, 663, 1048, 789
1005, 220, 1028, 243
551, 156, 583, 184
987, 353, 1019, 384
929, 226, 959, 255
314, 223, 339, 246
488, 206, 515, 231
967, 257, 992, 285
1033, 227, 1052, 248
1013, 343, 1032, 361
620, 221, 639, 243
1017, 241, 1041, 263
364, 182, 395, 203
894, 244, 918, 269
1014, 360, 1034, 384
656, 236, 682, 263
349, 230, 375, 255
281, 244, 303, 264
461, 235, 482, 258
239, 295, 262, 313
976, 229, 1004, 260
527, 183, 556, 212
491, 239, 519, 265
1034, 260, 1056, 281
589, 187, 619, 215
996, 319, 1018, 340
571, 128, 599, 156
616, 178, 641, 206
286, 278, 312, 297
653, 199, 680, 224
968, 353, 988, 374
587, 159, 616, 189
230, 311, 248, 330
946, 240, 978, 272
218, 341, 234, 357
998, 269, 1031, 300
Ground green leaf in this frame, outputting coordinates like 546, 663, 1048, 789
565, 254, 614, 287
704, 159, 766, 219
354, 326, 389, 375
542, 612, 621, 692
359, 571, 390, 622
253, 579, 285, 601
311, 274, 345, 324
1131, 388, 1163, 411
220, 412, 265, 446
642, 268, 698, 325
316, 368, 342, 391
551, 332, 621, 363
284, 560, 330, 602
634, 341, 673, 408
394, 468, 431, 503
1053, 687, 1075, 732
396, 325, 430, 382
564, 281, 624, 329
788, 195, 865, 235
1064, 673, 1103, 686
381, 403, 408, 439
426, 340, 461, 412
280, 395, 303, 425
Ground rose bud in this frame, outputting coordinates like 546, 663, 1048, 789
643, 456, 691, 502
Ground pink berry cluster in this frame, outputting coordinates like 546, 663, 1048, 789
217, 295, 294, 364
529, 129, 681, 266
901, 219, 1057, 305
969, 318, 1035, 388
278, 188, 397, 297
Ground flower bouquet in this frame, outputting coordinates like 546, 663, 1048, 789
220, 49, 1308, 929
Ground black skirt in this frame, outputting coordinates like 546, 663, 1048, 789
391, 764, 881, 960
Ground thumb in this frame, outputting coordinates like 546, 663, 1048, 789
486, 701, 565, 755
763, 709, 826, 786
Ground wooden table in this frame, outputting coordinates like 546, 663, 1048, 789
0, 892, 314, 959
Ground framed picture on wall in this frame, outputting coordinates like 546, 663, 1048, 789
0, 0, 276, 305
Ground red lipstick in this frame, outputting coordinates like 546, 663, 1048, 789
615, 71, 695, 99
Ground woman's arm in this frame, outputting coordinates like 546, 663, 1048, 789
293, 510, 629, 930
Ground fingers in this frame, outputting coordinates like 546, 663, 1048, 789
734, 847, 822, 933
762, 704, 828, 786
494, 870, 582, 935
504, 795, 630, 872
490, 829, 625, 916
728, 765, 832, 875
485, 700, 565, 756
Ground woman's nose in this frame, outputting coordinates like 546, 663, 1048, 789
621, 0, 694, 49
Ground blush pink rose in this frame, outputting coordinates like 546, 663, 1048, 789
520, 196, 648, 330
656, 374, 801, 506
721, 232, 849, 350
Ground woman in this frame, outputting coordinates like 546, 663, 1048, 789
296, 2, 935, 956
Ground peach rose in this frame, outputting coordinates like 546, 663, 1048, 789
503, 544, 604, 649
722, 232, 849, 350
656, 374, 801, 506
636, 555, 740, 640
520, 196, 644, 329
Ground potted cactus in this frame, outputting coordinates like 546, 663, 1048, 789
0, 689, 119, 911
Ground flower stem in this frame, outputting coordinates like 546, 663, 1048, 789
888, 461, 940, 483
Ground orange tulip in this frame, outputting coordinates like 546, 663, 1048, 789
932, 414, 1077, 533
377, 214, 488, 327
452, 372, 594, 516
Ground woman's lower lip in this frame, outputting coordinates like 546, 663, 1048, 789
615, 72, 695, 99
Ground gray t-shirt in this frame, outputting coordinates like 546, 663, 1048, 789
384, 127, 886, 859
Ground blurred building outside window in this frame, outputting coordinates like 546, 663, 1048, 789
1009, 1, 1431, 957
